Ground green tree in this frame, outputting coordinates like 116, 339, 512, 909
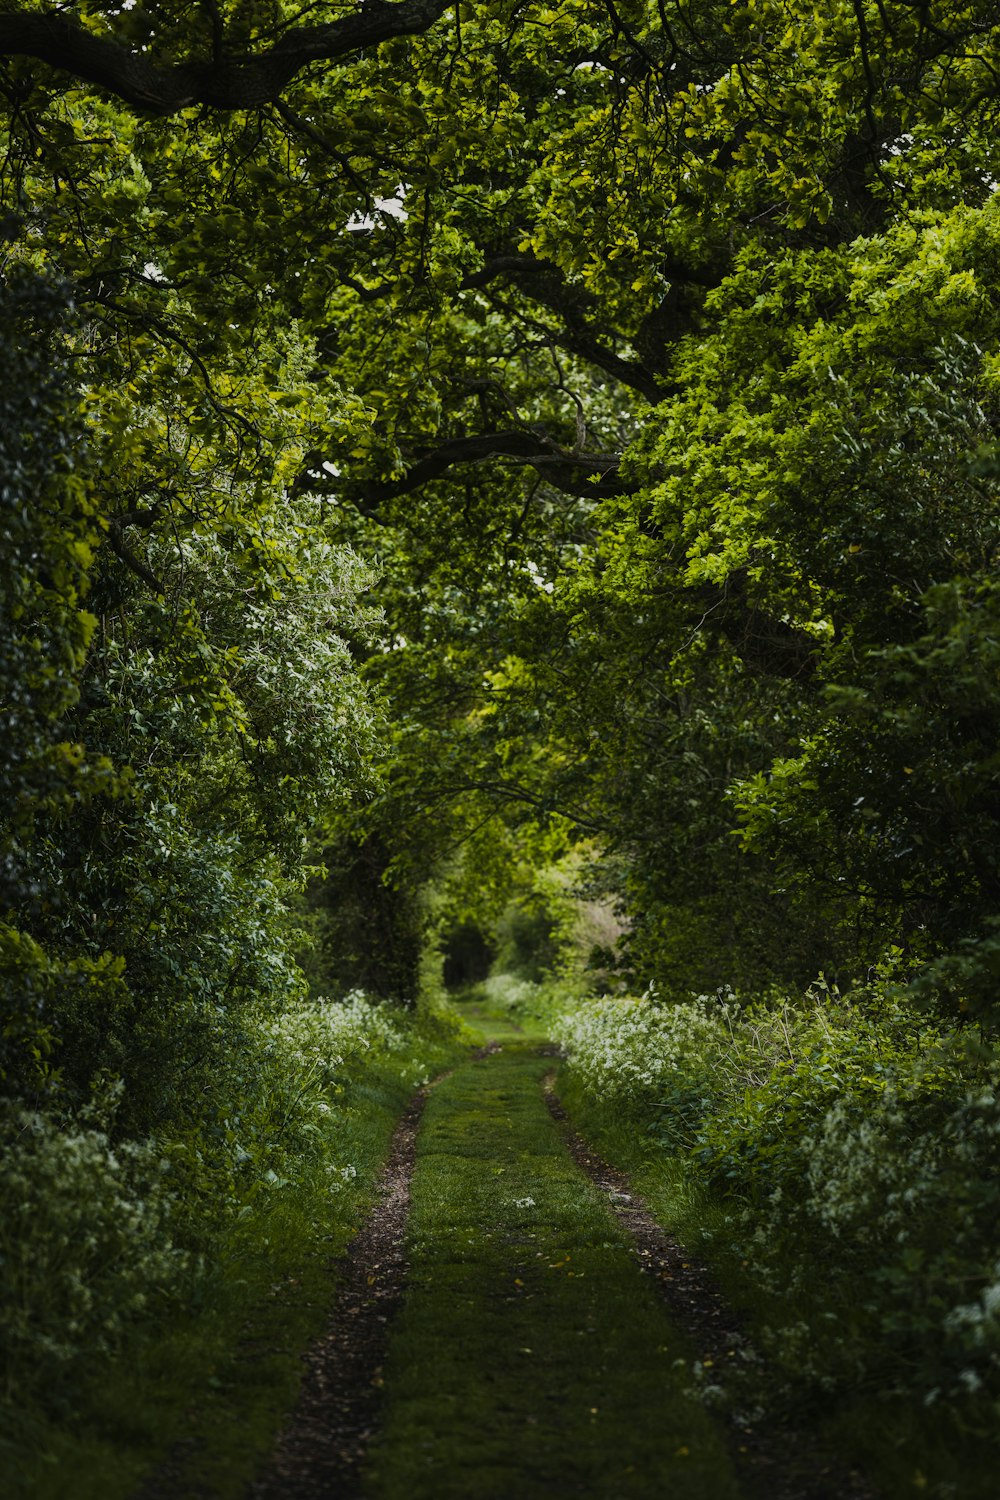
6, 0, 1000, 1046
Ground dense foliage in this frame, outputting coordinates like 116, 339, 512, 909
3, 0, 1000, 1482
555, 985, 1000, 1458
6, 0, 1000, 1018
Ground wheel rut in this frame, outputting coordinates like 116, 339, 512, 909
543, 1074, 877, 1500
246, 1080, 433, 1500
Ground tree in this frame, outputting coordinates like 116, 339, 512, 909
5, 0, 1000, 1040
0, 89, 383, 1117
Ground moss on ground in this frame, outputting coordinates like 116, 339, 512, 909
364, 1038, 739, 1500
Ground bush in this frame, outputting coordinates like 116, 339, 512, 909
478, 973, 577, 1028
555, 988, 731, 1132
0, 990, 465, 1430
555, 986, 1000, 1420
0, 1091, 189, 1406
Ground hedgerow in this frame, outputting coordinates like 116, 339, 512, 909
555, 987, 1000, 1424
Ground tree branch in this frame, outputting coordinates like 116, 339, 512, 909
0, 2, 450, 114
327, 248, 715, 401
689, 574, 820, 680
353, 429, 638, 506
452, 777, 614, 837
475, 255, 670, 400
106, 519, 166, 595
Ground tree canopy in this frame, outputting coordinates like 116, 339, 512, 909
4, 0, 1000, 1124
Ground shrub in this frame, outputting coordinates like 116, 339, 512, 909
0, 1092, 189, 1406
556, 986, 1000, 1418
555, 988, 732, 1138
479, 973, 577, 1028
0, 989, 464, 1428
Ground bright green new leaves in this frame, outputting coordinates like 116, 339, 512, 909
599, 204, 1000, 980
8, 0, 1000, 1084
636, 208, 999, 612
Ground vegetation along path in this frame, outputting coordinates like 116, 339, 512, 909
252, 1023, 873, 1500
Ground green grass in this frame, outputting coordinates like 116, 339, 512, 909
447, 988, 543, 1043
555, 1070, 998, 1500
364, 1038, 739, 1500
8, 1054, 461, 1500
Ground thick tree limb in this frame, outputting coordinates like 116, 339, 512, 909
475, 255, 670, 399
355, 429, 638, 505
330, 250, 696, 399
0, 2, 450, 114
107, 518, 166, 595
312, 246, 712, 400
472, 249, 729, 398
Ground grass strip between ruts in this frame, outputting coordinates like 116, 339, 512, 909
363, 1038, 740, 1500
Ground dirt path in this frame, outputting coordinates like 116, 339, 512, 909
543, 1077, 876, 1500
245, 1037, 876, 1500
336, 1041, 739, 1499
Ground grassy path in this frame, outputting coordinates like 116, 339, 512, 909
362, 1035, 740, 1500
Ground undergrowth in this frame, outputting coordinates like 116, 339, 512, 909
475, 972, 578, 1030
2, 992, 469, 1499
554, 984, 1000, 1500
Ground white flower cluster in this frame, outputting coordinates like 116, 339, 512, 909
802, 1090, 941, 1244
478, 974, 576, 1026
947, 1259, 1000, 1348
0, 1105, 190, 1386
480, 974, 542, 1013
261, 988, 432, 1098
263, 988, 397, 1068
323, 1162, 359, 1192
554, 991, 728, 1113
1, 988, 458, 1402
